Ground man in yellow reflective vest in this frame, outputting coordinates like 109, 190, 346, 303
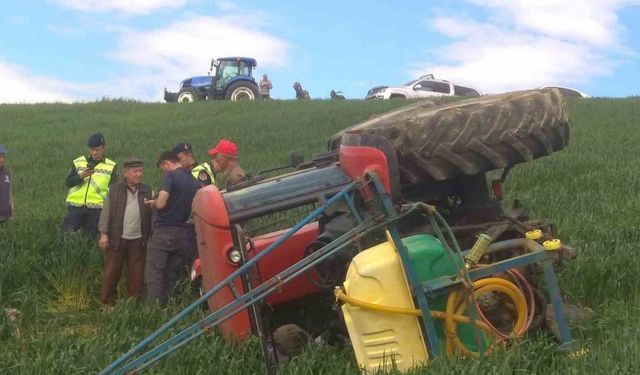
61, 133, 118, 237
172, 142, 214, 187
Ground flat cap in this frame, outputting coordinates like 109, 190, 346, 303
172, 142, 193, 154
0, 144, 6, 154
123, 157, 143, 168
87, 132, 105, 147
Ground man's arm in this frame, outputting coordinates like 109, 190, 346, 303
197, 170, 212, 186
65, 164, 83, 188
147, 190, 169, 210
98, 195, 111, 250
146, 172, 172, 209
9, 179, 14, 218
109, 166, 118, 185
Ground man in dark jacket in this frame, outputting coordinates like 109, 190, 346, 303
0, 144, 14, 223
145, 151, 200, 306
97, 157, 152, 306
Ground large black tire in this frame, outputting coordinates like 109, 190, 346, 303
330, 88, 569, 183
225, 81, 258, 101
177, 88, 200, 102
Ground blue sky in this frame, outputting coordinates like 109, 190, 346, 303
0, 0, 639, 103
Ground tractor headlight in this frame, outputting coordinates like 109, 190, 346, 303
227, 249, 243, 264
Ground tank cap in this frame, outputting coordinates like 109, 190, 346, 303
543, 239, 562, 251
525, 229, 543, 240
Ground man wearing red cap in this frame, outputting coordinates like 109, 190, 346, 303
208, 139, 246, 189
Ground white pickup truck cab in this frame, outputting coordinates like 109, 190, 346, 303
366, 74, 481, 100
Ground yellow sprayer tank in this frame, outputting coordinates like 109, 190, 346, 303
341, 239, 427, 372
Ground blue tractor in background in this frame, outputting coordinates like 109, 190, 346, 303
164, 57, 259, 102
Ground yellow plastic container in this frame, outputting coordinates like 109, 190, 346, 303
341, 240, 428, 372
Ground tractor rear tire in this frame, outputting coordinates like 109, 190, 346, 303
225, 82, 258, 101
177, 88, 200, 103
330, 88, 570, 183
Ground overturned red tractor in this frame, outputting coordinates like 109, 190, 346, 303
102, 89, 578, 374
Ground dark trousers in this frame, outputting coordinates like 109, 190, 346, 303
185, 224, 198, 269
60, 206, 102, 237
146, 226, 189, 306
101, 238, 145, 306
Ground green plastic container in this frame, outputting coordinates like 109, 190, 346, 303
402, 234, 486, 353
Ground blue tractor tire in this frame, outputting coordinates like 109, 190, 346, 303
225, 81, 259, 101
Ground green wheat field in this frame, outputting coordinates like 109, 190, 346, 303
1, 97, 639, 374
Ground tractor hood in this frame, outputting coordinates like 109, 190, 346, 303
181, 75, 214, 89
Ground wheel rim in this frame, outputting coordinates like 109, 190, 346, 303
178, 92, 194, 102
230, 87, 255, 101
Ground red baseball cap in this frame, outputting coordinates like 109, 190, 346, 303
208, 139, 238, 157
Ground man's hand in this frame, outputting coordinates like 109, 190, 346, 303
99, 233, 109, 251
145, 199, 156, 209
79, 169, 95, 179
147, 191, 169, 210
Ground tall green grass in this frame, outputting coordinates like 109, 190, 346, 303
1, 98, 639, 374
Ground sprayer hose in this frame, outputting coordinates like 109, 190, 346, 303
335, 277, 528, 358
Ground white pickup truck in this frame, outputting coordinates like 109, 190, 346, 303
366, 74, 481, 100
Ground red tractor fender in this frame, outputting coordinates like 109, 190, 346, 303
339, 144, 391, 198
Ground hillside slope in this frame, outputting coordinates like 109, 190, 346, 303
1, 98, 639, 374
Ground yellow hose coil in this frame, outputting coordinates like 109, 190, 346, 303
335, 277, 527, 358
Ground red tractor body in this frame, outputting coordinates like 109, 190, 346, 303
192, 143, 393, 341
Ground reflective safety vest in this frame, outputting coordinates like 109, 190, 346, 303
191, 162, 215, 185
65, 156, 116, 208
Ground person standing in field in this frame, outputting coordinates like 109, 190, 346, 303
209, 139, 246, 189
0, 144, 15, 224
259, 74, 273, 99
97, 157, 152, 307
172, 142, 215, 187
61, 133, 117, 237
172, 142, 214, 268
144, 151, 200, 306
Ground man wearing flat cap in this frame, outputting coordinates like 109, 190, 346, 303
209, 139, 246, 189
61, 133, 117, 237
97, 157, 152, 306
172, 142, 215, 187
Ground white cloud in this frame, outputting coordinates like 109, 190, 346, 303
53, 0, 189, 15
470, 0, 634, 46
215, 0, 237, 11
0, 59, 76, 103
416, 0, 638, 93
0, 13, 289, 103
111, 16, 289, 98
